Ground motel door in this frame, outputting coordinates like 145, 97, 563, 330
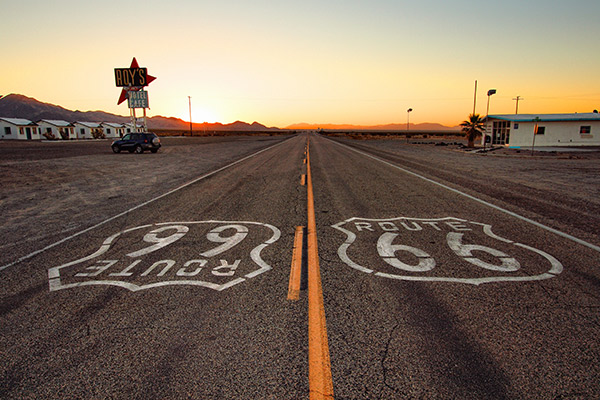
492, 121, 510, 145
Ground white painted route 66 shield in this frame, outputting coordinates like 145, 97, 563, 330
331, 217, 562, 285
48, 221, 280, 292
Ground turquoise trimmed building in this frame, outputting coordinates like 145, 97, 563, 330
483, 113, 600, 147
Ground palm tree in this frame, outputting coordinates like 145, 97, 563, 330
460, 113, 485, 148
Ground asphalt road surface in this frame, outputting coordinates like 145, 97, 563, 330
1, 133, 599, 399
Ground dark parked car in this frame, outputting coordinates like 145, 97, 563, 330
111, 132, 161, 154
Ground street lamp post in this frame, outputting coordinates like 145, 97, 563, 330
485, 89, 496, 150
406, 108, 413, 142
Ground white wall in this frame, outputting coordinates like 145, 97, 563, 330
509, 121, 600, 147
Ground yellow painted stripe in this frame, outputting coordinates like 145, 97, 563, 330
306, 138, 334, 399
287, 226, 304, 301
301, 174, 306, 186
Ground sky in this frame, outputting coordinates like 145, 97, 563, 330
1, 0, 599, 128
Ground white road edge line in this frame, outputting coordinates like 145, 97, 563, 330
329, 138, 600, 254
0, 138, 291, 273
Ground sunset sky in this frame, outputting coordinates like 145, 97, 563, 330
2, 0, 599, 127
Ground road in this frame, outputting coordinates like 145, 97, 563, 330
1, 133, 599, 399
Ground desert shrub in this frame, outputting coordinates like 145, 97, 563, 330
91, 129, 106, 139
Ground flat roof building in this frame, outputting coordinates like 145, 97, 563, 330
484, 113, 600, 147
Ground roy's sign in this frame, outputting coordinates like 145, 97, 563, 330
114, 67, 148, 87
48, 221, 280, 292
332, 216, 563, 285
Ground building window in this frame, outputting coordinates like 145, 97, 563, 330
4, 127, 11, 135
80, 128, 85, 136
492, 121, 510, 145
580, 126, 591, 134
535, 126, 545, 135
514, 123, 519, 129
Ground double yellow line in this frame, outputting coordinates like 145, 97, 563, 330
289, 136, 334, 399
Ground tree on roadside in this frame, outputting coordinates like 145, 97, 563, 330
460, 113, 485, 148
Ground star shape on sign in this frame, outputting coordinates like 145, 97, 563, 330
117, 57, 156, 105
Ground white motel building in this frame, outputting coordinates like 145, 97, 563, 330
0, 118, 41, 140
0, 118, 141, 140
483, 112, 600, 147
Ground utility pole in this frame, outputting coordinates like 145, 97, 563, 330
188, 96, 192, 136
512, 96, 523, 114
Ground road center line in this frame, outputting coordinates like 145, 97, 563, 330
287, 226, 304, 300
0, 138, 292, 273
306, 137, 335, 399
328, 138, 600, 254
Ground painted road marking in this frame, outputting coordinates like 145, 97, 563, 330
288, 226, 304, 300
328, 138, 600, 254
332, 217, 562, 285
306, 138, 334, 399
48, 221, 281, 292
0, 138, 291, 273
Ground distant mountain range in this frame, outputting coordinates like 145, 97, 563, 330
0, 94, 279, 131
286, 122, 460, 131
0, 93, 460, 132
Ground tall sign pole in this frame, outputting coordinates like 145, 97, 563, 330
188, 96, 193, 137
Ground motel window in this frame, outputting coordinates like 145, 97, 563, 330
514, 123, 519, 129
535, 126, 545, 135
4, 127, 11, 135
20, 127, 24, 135
580, 126, 591, 134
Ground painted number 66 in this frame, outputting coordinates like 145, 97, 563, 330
377, 232, 520, 272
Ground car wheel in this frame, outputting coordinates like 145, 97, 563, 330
112, 145, 120, 153
134, 145, 143, 154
